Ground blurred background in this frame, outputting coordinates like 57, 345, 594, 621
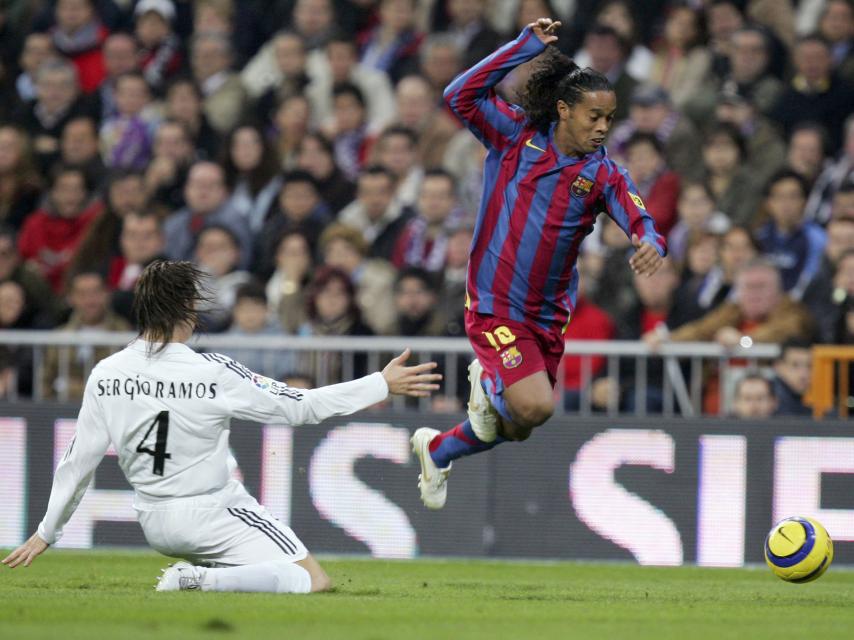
0, 0, 852, 419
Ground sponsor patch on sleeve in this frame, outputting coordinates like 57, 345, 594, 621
629, 193, 646, 209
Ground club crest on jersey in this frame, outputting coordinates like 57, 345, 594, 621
500, 346, 523, 369
571, 176, 594, 198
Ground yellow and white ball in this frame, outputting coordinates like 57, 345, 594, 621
764, 517, 833, 583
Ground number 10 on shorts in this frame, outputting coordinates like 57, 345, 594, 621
482, 326, 517, 351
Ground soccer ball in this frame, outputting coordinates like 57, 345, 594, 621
764, 517, 834, 583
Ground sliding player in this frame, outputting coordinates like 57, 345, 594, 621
3, 260, 441, 593
411, 18, 665, 508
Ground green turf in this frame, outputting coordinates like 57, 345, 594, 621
1, 552, 853, 640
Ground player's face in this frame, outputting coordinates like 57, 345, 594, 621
558, 91, 616, 156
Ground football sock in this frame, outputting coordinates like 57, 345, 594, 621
428, 419, 506, 468
202, 561, 313, 593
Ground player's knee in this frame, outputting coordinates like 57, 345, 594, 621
509, 397, 554, 429
502, 422, 533, 441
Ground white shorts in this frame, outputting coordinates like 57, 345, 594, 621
136, 481, 308, 567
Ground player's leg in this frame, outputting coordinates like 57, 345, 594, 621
498, 369, 555, 440
148, 502, 326, 593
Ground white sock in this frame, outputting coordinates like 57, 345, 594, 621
201, 561, 312, 594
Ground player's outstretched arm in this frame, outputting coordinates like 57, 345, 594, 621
2, 533, 49, 569
381, 348, 442, 398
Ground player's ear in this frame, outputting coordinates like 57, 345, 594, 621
556, 99, 570, 121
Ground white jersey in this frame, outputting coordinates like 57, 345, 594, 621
38, 339, 389, 545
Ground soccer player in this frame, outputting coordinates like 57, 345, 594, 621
2, 260, 441, 593
410, 18, 666, 508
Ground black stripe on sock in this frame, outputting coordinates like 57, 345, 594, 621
234, 508, 298, 554
226, 508, 292, 555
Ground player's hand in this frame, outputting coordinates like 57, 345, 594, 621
629, 234, 663, 277
382, 349, 443, 398
527, 18, 561, 45
2, 532, 49, 569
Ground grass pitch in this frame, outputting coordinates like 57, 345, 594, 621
1, 552, 853, 640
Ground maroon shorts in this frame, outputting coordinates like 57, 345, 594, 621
465, 310, 565, 400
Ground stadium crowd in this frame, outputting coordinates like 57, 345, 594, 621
0, 0, 852, 415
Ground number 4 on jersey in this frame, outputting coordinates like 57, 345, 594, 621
136, 411, 171, 475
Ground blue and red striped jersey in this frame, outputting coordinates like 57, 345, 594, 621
444, 27, 667, 333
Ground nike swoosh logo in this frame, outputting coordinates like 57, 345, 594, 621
525, 138, 546, 152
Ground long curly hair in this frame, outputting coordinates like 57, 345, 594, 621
517, 47, 613, 133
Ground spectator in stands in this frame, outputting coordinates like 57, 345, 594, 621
805, 115, 854, 225
0, 280, 37, 397
50, 0, 108, 94
254, 32, 312, 126
772, 338, 813, 416
701, 122, 762, 227
392, 75, 459, 170
15, 33, 56, 104
291, 0, 336, 50
686, 25, 783, 124
442, 127, 486, 215
326, 82, 370, 181
648, 4, 711, 110
587, 214, 636, 321
732, 373, 777, 419
17, 59, 90, 172
222, 124, 282, 234
390, 266, 447, 337
41, 270, 130, 399
265, 230, 313, 333
574, 0, 653, 81
306, 33, 396, 135
443, 0, 501, 69
806, 247, 854, 343
91, 32, 140, 122
135, 0, 183, 94
393, 168, 463, 273
190, 32, 246, 135
607, 84, 703, 181
670, 230, 724, 327
833, 182, 854, 221
109, 210, 166, 323
162, 161, 252, 269
338, 165, 411, 261
220, 281, 290, 378
296, 132, 356, 215
714, 86, 786, 190
667, 259, 814, 347
668, 181, 730, 265
818, 0, 854, 84
272, 93, 310, 169
99, 71, 158, 171
164, 77, 220, 160
704, 0, 746, 80
319, 223, 396, 335
144, 119, 195, 211
624, 133, 680, 236
257, 170, 330, 271
786, 122, 829, 189
193, 224, 253, 332
770, 35, 854, 154
60, 116, 106, 187
68, 169, 146, 279
298, 265, 374, 381
17, 164, 103, 293
373, 126, 423, 207
359, 0, 423, 84
562, 261, 617, 412
418, 34, 463, 98
756, 170, 826, 300
0, 225, 65, 326
438, 225, 472, 337
581, 24, 637, 121
0, 125, 43, 232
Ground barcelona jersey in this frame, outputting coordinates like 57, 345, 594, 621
444, 27, 667, 334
